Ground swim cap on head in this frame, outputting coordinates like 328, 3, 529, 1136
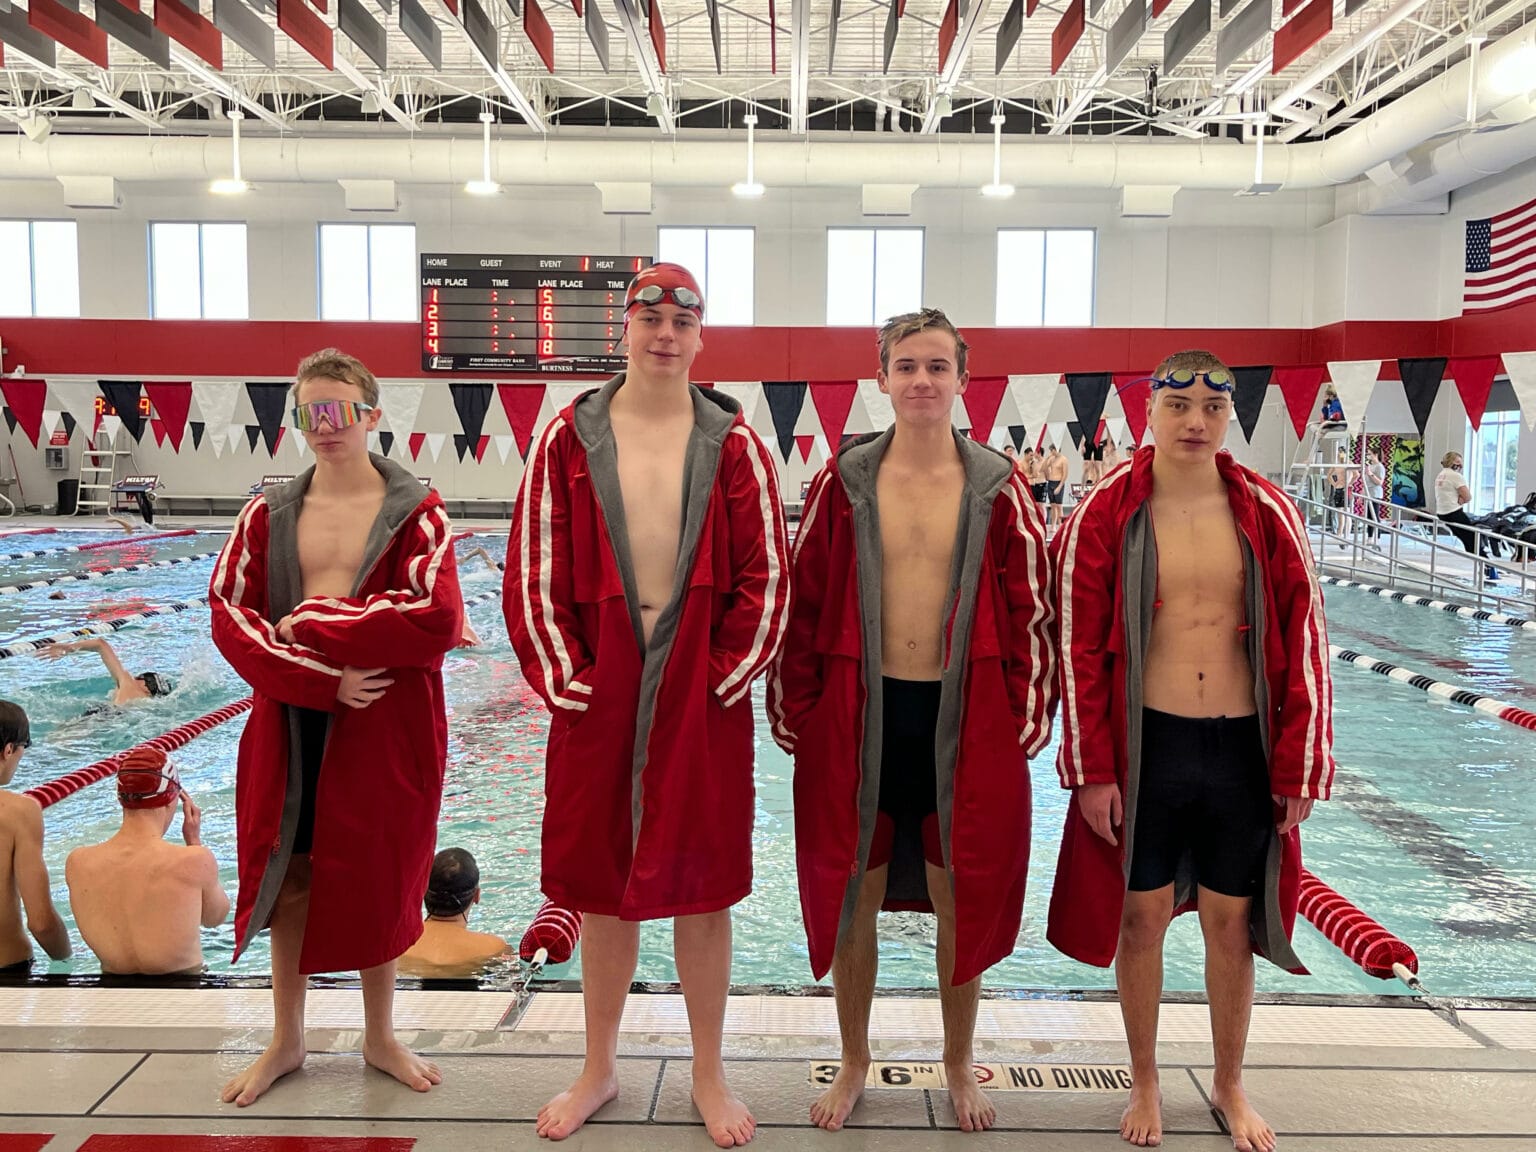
624, 262, 705, 317
138, 672, 174, 698
425, 847, 480, 917
117, 747, 182, 809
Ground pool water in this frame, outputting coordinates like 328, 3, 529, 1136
3, 532, 1535, 998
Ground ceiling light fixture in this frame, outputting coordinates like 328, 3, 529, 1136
71, 88, 94, 111
646, 91, 665, 119
465, 109, 501, 196
209, 108, 248, 194
361, 90, 383, 115
20, 113, 51, 143
731, 113, 765, 198
934, 91, 954, 119
980, 108, 1014, 198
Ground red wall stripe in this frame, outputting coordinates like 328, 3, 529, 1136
1051, 0, 1085, 74
524, 0, 555, 72
1273, 0, 1333, 74
154, 0, 224, 70
78, 1139, 415, 1151
278, 0, 334, 69
27, 0, 109, 68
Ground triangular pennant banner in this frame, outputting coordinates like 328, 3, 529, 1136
1397, 358, 1447, 437
380, 430, 396, 458
190, 421, 205, 450
192, 382, 241, 449
151, 419, 167, 448
2, 408, 15, 435
450, 382, 495, 447
1105, 417, 1127, 445
1326, 360, 1381, 432
1504, 352, 1536, 431
210, 430, 224, 459
0, 379, 46, 448
763, 382, 809, 462
382, 381, 426, 438
1451, 356, 1501, 431
711, 382, 763, 425
1066, 421, 1084, 454
497, 383, 546, 458
1273, 365, 1326, 439
41, 409, 62, 438
809, 380, 859, 445
246, 425, 262, 453
962, 376, 1009, 444
454, 433, 472, 462
100, 381, 146, 441
144, 382, 193, 453
1232, 366, 1273, 445
409, 432, 427, 460
61, 411, 77, 440
795, 434, 816, 463
368, 430, 381, 453
245, 382, 290, 457
1117, 376, 1153, 447
494, 435, 516, 464
1065, 373, 1112, 443
1008, 425, 1027, 451
425, 432, 447, 462
857, 378, 894, 432
1009, 374, 1060, 440
100, 414, 123, 443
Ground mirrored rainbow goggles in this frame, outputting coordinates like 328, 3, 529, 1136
291, 399, 375, 431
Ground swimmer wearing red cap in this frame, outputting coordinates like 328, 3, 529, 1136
506, 262, 789, 1146
65, 748, 230, 976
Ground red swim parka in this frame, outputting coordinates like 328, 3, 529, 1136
210, 459, 463, 975
1048, 449, 1335, 973
504, 377, 791, 920
770, 432, 1057, 987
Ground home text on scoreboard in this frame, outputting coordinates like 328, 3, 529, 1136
420, 253, 653, 374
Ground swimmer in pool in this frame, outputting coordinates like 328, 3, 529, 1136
770, 308, 1055, 1135
1049, 350, 1335, 1152
0, 701, 72, 974
39, 638, 174, 706
398, 849, 509, 977
65, 748, 230, 976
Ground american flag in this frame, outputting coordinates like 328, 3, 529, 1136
1464, 196, 1536, 312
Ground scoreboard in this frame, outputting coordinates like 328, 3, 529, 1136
421, 253, 651, 374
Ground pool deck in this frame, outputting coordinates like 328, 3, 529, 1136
0, 986, 1533, 1150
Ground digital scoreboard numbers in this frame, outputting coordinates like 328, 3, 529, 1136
420, 253, 652, 374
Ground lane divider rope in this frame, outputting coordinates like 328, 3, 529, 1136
24, 698, 253, 809
1319, 574, 1536, 633
1, 529, 201, 561
1297, 868, 1419, 985
0, 597, 211, 661
1329, 643, 1536, 732
0, 551, 221, 596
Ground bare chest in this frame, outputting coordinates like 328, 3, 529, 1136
297, 496, 384, 600
1149, 497, 1246, 619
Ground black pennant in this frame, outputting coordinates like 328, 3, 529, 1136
1009, 425, 1027, 451
2, 408, 15, 435
763, 381, 808, 462
450, 382, 494, 448
380, 431, 396, 458
1398, 357, 1447, 436
61, 412, 77, 440
453, 433, 477, 462
1065, 373, 1112, 442
245, 383, 290, 457
246, 425, 262, 453
1232, 366, 1272, 444
190, 421, 205, 450
99, 381, 146, 441
1066, 420, 1084, 453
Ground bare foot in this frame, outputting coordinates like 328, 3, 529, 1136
810, 1060, 867, 1131
1210, 1084, 1276, 1152
535, 1069, 619, 1140
1120, 1079, 1163, 1147
946, 1062, 996, 1133
219, 1039, 307, 1107
362, 1035, 443, 1093
693, 1068, 756, 1147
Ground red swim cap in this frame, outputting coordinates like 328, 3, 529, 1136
624, 262, 705, 317
117, 747, 182, 810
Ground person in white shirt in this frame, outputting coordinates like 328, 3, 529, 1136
1434, 451, 1497, 583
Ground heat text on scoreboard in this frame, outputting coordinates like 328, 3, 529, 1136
420, 253, 653, 374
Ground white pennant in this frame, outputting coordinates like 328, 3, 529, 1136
857, 378, 894, 431
1325, 360, 1382, 432
226, 425, 244, 453
380, 381, 426, 437
712, 382, 763, 425
211, 432, 224, 459
1009, 374, 1061, 441
41, 410, 61, 438
493, 435, 516, 464
367, 431, 381, 453
1105, 417, 1127, 445
1502, 352, 1536, 431
47, 379, 98, 429
193, 382, 242, 448
99, 414, 122, 442
424, 432, 447, 462
295, 434, 310, 458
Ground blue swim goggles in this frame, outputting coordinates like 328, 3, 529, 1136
1148, 368, 1234, 393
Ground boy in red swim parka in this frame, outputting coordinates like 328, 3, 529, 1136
211, 349, 463, 1108
505, 264, 790, 1148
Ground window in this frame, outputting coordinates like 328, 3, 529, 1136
150, 222, 249, 319
0, 220, 80, 316
1465, 410, 1520, 514
826, 228, 924, 326
655, 227, 755, 324
318, 223, 417, 321
996, 229, 1095, 326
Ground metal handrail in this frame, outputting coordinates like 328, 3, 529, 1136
1293, 491, 1533, 609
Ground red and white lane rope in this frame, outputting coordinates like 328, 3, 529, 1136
1319, 574, 1536, 633
1297, 868, 1419, 986
24, 697, 253, 809
0, 596, 211, 661
0, 526, 58, 538
0, 550, 221, 596
1, 528, 200, 561
1329, 644, 1536, 732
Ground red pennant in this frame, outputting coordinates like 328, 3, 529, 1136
1116, 373, 1152, 446
1451, 356, 1500, 431
1273, 365, 1326, 440
961, 376, 1008, 444
0, 379, 46, 448
144, 382, 192, 453
809, 381, 858, 444
795, 434, 815, 463
151, 419, 167, 448
275, 427, 286, 455
498, 383, 546, 459
475, 435, 491, 463
409, 432, 427, 461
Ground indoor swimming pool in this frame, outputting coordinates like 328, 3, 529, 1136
2, 528, 1534, 999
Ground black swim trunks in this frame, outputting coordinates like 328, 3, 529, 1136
292, 707, 329, 856
1048, 481, 1065, 505
0, 957, 33, 976
1128, 709, 1273, 898
869, 677, 943, 868
1031, 482, 1049, 503
1083, 442, 1104, 462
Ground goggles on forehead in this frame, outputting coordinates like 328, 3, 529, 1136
1149, 368, 1235, 393
291, 399, 375, 432
628, 283, 703, 310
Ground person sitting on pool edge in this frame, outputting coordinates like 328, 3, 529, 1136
65, 747, 230, 976
39, 637, 175, 706
398, 848, 509, 977
0, 700, 73, 974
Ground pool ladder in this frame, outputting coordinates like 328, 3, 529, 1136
75, 423, 136, 516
